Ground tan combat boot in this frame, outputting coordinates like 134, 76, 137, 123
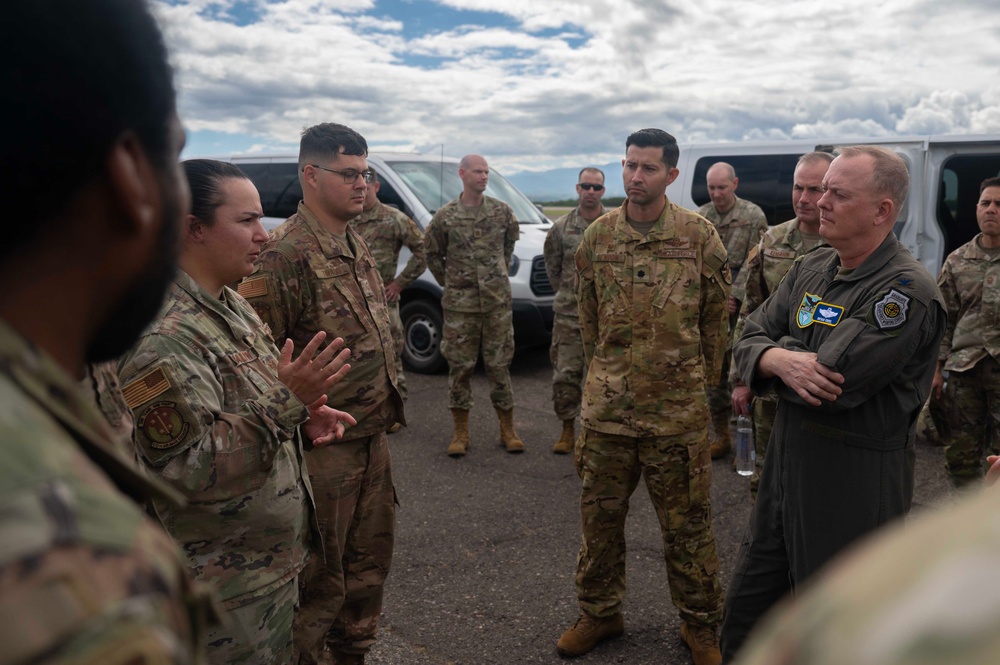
709, 429, 731, 460
556, 612, 624, 658
447, 409, 470, 457
680, 621, 722, 665
496, 407, 525, 453
552, 419, 574, 454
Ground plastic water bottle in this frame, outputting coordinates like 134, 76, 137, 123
736, 414, 754, 477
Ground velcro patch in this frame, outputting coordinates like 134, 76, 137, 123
763, 248, 797, 260
238, 276, 268, 299
655, 249, 697, 259
873, 289, 911, 330
138, 401, 189, 449
121, 367, 170, 408
595, 253, 626, 262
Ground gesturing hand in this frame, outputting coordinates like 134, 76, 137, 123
303, 395, 358, 447
277, 332, 351, 406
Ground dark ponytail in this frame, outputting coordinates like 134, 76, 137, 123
182, 159, 248, 225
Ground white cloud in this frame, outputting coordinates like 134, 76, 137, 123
158, 0, 1000, 173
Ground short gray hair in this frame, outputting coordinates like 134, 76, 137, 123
839, 145, 909, 210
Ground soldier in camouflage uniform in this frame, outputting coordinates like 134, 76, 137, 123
424, 154, 526, 456
0, 1, 213, 660
735, 480, 1000, 665
353, 171, 426, 417
933, 176, 1000, 487
698, 163, 768, 459
557, 129, 730, 665
721, 147, 946, 660
543, 167, 607, 454
730, 152, 832, 498
239, 124, 402, 665
119, 161, 356, 665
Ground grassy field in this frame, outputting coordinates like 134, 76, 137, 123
542, 205, 574, 220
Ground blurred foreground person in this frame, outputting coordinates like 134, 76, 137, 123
0, 0, 212, 661
721, 146, 946, 659
118, 160, 355, 664
736, 483, 1000, 665
559, 129, 730, 665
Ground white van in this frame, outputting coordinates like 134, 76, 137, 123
222, 152, 554, 374
666, 134, 1000, 278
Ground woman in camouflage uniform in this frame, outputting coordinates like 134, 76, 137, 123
118, 160, 355, 665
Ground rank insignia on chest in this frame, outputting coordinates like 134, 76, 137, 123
873, 288, 911, 330
796, 293, 821, 328
635, 265, 651, 283
474, 228, 483, 239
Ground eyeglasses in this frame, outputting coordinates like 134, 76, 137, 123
307, 164, 375, 184
578, 183, 605, 191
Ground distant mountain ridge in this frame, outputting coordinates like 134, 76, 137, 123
505, 161, 625, 202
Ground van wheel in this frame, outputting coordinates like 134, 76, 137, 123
401, 299, 447, 374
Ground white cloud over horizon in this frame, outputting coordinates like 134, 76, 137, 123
157, 0, 1000, 174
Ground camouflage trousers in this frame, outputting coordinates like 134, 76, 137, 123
549, 314, 585, 421
441, 307, 514, 411
204, 575, 297, 665
293, 433, 395, 664
749, 398, 777, 501
389, 301, 406, 401
706, 349, 733, 442
944, 355, 1000, 488
573, 428, 724, 627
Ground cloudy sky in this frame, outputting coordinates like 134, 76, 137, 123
158, 0, 1000, 175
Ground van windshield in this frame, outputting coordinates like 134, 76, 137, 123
383, 160, 547, 224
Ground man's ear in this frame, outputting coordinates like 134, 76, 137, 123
104, 132, 159, 237
873, 198, 895, 228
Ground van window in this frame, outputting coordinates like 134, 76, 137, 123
382, 160, 547, 224
938, 154, 1000, 258
373, 177, 416, 224
692, 154, 802, 226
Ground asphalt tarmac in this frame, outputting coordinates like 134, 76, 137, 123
367, 346, 954, 665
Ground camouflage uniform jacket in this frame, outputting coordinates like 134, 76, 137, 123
118, 271, 314, 610
240, 202, 402, 438
576, 198, 731, 437
0, 318, 208, 664
82, 360, 137, 462
352, 200, 427, 288
424, 195, 519, 313
697, 196, 767, 279
729, 218, 827, 388
544, 205, 606, 318
936, 233, 1000, 373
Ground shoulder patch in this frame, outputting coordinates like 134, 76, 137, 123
872, 288, 911, 330
137, 401, 190, 450
121, 367, 171, 408
238, 276, 268, 299
721, 259, 733, 285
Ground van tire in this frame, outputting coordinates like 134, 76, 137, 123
401, 299, 447, 374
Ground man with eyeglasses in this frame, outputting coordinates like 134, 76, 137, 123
425, 154, 526, 456
697, 163, 768, 461
240, 122, 401, 665
543, 168, 607, 454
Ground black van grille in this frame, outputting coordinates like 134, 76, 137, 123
530, 257, 554, 296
